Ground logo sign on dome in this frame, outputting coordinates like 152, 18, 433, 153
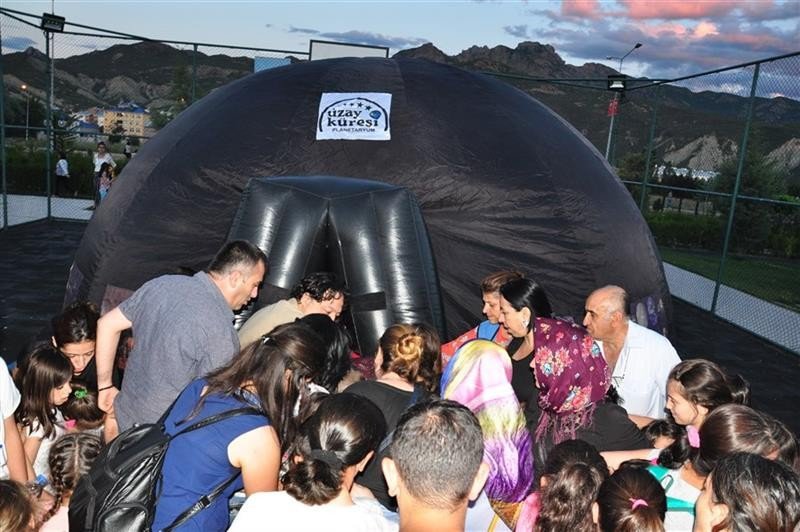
317, 92, 392, 141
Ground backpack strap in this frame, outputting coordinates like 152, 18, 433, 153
162, 469, 241, 531
171, 407, 261, 438
160, 406, 264, 530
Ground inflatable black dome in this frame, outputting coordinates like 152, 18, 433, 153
67, 56, 671, 352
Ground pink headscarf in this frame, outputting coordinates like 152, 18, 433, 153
531, 317, 610, 444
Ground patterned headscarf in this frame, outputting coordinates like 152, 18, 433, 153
531, 317, 610, 444
441, 340, 534, 528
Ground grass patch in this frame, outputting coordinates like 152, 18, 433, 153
659, 247, 800, 312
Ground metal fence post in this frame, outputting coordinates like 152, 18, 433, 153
45, 30, 53, 219
639, 88, 659, 212
191, 43, 198, 104
710, 63, 760, 313
0, 18, 8, 229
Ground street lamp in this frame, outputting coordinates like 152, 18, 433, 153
604, 43, 643, 161
21, 84, 31, 141
606, 42, 642, 75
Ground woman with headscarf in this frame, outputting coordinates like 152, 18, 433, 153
441, 339, 536, 531
497, 278, 647, 466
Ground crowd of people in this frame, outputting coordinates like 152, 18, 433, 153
0, 238, 798, 532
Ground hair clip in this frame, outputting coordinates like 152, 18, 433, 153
308, 449, 344, 469
630, 498, 649, 510
687, 425, 701, 448
260, 335, 273, 346
73, 389, 88, 400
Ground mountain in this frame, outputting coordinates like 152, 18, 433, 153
4, 40, 799, 184
397, 42, 800, 185
3, 42, 258, 111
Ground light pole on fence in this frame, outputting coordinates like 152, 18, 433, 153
604, 42, 642, 162
21, 84, 31, 140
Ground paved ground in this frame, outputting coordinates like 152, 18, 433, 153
1, 194, 93, 227
665, 263, 800, 353
1, 219, 797, 434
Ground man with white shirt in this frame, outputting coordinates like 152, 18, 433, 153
583, 285, 680, 425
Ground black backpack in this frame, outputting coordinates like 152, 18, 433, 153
68, 405, 260, 532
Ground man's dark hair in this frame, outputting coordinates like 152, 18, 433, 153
206, 240, 267, 275
290, 272, 346, 302
390, 400, 484, 511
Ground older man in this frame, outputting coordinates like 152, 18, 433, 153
96, 240, 267, 431
583, 285, 680, 424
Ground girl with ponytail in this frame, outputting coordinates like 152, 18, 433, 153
658, 359, 750, 470
594, 465, 666, 532
229, 394, 394, 531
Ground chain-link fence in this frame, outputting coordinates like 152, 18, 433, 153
2, 8, 799, 352
0, 7, 305, 225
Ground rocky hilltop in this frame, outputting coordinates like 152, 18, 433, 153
4, 39, 798, 182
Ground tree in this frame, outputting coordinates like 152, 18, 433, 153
170, 66, 191, 113
710, 132, 786, 254
150, 108, 173, 130
109, 123, 126, 145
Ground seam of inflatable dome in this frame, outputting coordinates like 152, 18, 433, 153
264, 177, 404, 200
406, 189, 439, 322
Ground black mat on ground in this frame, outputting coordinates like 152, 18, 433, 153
0, 220, 85, 363
1, 220, 797, 434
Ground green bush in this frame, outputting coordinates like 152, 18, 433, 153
645, 211, 724, 250
4, 143, 126, 196
645, 210, 800, 258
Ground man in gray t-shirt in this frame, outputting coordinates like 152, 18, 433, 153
95, 240, 267, 433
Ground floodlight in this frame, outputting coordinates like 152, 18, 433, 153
40, 13, 65, 33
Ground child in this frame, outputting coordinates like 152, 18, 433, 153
59, 384, 104, 438
533, 439, 609, 530
40, 433, 103, 532
595, 464, 667, 532
97, 162, 113, 203
14, 345, 73, 484
230, 393, 394, 532
642, 419, 683, 450
0, 479, 36, 532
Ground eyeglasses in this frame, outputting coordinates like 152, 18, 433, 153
60, 349, 95, 360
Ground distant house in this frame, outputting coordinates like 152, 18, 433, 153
69, 120, 101, 142
74, 108, 101, 125
100, 102, 150, 138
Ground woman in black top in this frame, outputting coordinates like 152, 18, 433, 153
499, 278, 553, 429
346, 323, 441, 510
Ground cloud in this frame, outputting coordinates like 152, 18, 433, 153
531, 10, 797, 78
288, 26, 320, 35
739, 1, 800, 22
285, 27, 426, 50
504, 24, 529, 38
2, 36, 37, 51
562, 0, 603, 20
318, 30, 428, 50
618, 0, 737, 20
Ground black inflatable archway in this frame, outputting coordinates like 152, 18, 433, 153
66, 56, 672, 349
228, 176, 443, 356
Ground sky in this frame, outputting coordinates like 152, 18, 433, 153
2, 0, 798, 82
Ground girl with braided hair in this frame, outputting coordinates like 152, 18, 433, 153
40, 433, 103, 531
